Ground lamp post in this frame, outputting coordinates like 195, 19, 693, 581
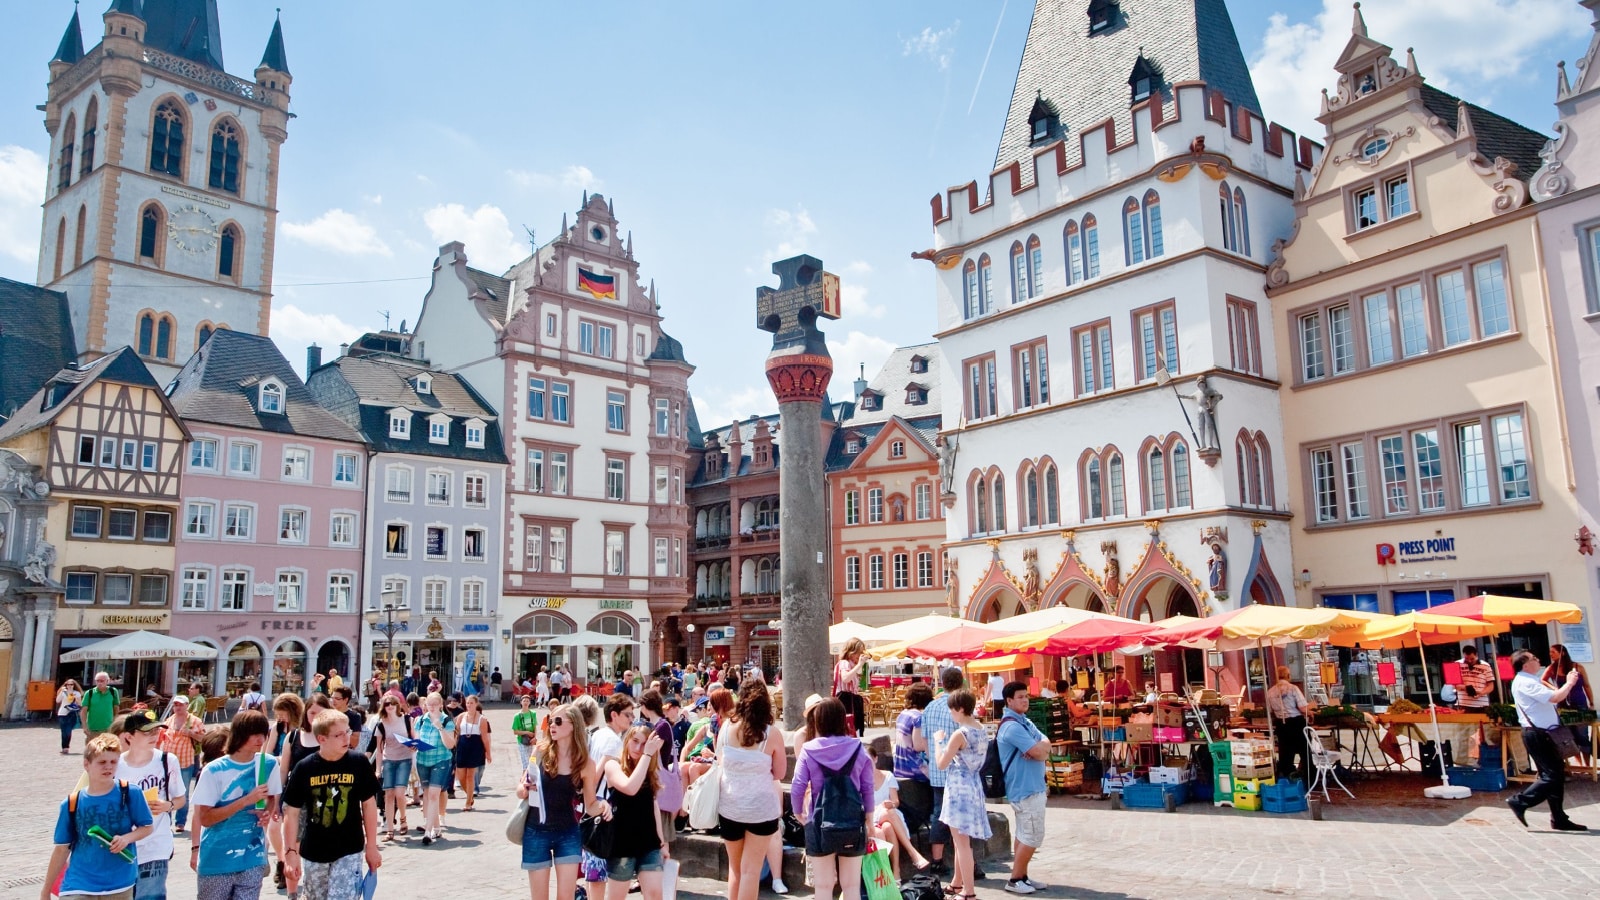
365, 589, 409, 686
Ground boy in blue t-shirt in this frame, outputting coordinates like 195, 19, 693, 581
44, 733, 155, 900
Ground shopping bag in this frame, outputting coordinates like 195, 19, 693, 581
861, 843, 899, 900
661, 858, 680, 900
686, 759, 722, 831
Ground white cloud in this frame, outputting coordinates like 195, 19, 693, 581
507, 164, 604, 192
281, 209, 392, 257
0, 146, 46, 265
363, 194, 383, 205
422, 203, 527, 272
840, 282, 886, 319
902, 23, 960, 72
693, 383, 776, 431
827, 330, 897, 391
763, 205, 819, 261
844, 260, 873, 276
1251, 0, 1585, 138
270, 303, 363, 372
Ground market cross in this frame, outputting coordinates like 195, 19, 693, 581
755, 254, 841, 350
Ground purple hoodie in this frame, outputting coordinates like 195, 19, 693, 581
791, 736, 874, 818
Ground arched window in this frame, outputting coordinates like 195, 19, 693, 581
1220, 182, 1237, 252
1172, 443, 1191, 507
992, 473, 1007, 532
150, 100, 186, 178
1043, 463, 1060, 525
1237, 432, 1262, 507
80, 98, 97, 177
757, 557, 777, 594
1023, 464, 1039, 527
156, 316, 173, 360
1234, 188, 1251, 256
963, 259, 979, 319
1027, 235, 1043, 296
138, 203, 165, 264
1144, 190, 1163, 258
218, 224, 240, 280
1082, 215, 1100, 279
1010, 242, 1028, 304
137, 313, 156, 357
1146, 445, 1167, 511
1124, 197, 1144, 265
53, 218, 66, 280
209, 119, 242, 194
1254, 432, 1274, 507
1107, 452, 1125, 516
974, 477, 988, 534
74, 206, 86, 269
977, 254, 993, 315
1064, 221, 1082, 286
1085, 456, 1103, 519
57, 113, 76, 193
197, 324, 214, 346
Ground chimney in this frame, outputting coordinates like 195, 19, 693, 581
339, 343, 350, 358
306, 343, 322, 373
853, 363, 868, 399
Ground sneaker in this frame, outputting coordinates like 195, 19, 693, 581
1004, 880, 1036, 895
1022, 878, 1047, 891
771, 879, 789, 895
420, 834, 433, 847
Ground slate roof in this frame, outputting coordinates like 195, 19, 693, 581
824, 414, 942, 472
0, 278, 78, 424
309, 355, 508, 464
141, 0, 225, 72
648, 331, 690, 365
1419, 85, 1548, 184
465, 266, 511, 326
0, 346, 187, 443
166, 330, 363, 442
53, 8, 84, 64
838, 343, 942, 428
258, 13, 288, 73
994, 0, 1262, 174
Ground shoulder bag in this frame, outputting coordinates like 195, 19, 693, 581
684, 725, 723, 831
579, 763, 615, 857
505, 757, 540, 844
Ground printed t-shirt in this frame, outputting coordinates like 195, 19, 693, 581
190, 753, 282, 875
53, 782, 153, 895
116, 750, 186, 864
282, 751, 380, 863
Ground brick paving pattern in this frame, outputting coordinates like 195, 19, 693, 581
2, 708, 1597, 899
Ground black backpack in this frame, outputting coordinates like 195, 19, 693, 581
901, 873, 942, 900
980, 722, 1019, 800
815, 744, 867, 854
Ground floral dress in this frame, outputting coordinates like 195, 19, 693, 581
939, 724, 992, 839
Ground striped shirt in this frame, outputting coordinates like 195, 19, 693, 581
1457, 660, 1494, 709
920, 695, 955, 788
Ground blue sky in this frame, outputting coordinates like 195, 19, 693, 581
0, 1, 1590, 427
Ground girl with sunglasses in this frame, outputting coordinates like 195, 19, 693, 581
519, 704, 607, 900
374, 694, 416, 841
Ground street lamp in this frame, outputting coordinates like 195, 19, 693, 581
365, 589, 410, 684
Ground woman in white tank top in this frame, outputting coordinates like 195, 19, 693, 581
716, 678, 788, 900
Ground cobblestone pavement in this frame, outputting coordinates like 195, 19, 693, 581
2, 709, 1597, 899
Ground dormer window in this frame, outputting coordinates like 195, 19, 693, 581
910, 355, 928, 374
1088, 0, 1118, 34
259, 380, 284, 414
414, 374, 432, 396
464, 418, 486, 449
1027, 92, 1060, 146
1128, 53, 1162, 105
388, 411, 411, 439
846, 439, 860, 454
860, 391, 880, 412
906, 385, 928, 405
428, 415, 450, 445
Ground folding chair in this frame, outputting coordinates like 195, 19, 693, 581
1305, 725, 1354, 801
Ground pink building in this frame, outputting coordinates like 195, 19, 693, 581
167, 332, 368, 698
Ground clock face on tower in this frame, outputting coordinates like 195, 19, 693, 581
168, 204, 220, 254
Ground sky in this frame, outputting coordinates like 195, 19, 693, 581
0, 1, 1592, 429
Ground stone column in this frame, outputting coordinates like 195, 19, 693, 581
756, 255, 843, 729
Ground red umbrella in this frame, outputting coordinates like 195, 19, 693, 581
981, 617, 1163, 657
905, 622, 1014, 660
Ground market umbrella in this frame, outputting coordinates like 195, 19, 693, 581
1329, 612, 1506, 799
967, 653, 1032, 675
870, 614, 969, 644
988, 604, 1123, 633
1420, 594, 1580, 704
906, 622, 1014, 660
980, 617, 1162, 657
828, 619, 887, 649
61, 631, 219, 705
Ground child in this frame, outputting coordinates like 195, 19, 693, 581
190, 711, 282, 900
117, 712, 187, 900
43, 734, 155, 900
282, 709, 382, 900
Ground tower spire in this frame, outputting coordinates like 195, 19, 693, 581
52, 4, 85, 66
259, 8, 289, 74
1352, 2, 1368, 37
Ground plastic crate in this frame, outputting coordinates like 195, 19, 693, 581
1260, 780, 1308, 814
1233, 776, 1274, 794
1208, 741, 1233, 766
1121, 781, 1190, 810
1102, 773, 1137, 793
1231, 789, 1262, 811
1447, 765, 1508, 793
1476, 745, 1503, 769
1102, 727, 1126, 743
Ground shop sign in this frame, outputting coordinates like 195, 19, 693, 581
599, 599, 634, 610
703, 627, 733, 645
751, 627, 780, 640
461, 623, 491, 633
1560, 623, 1594, 663
1378, 536, 1458, 564
81, 610, 171, 630
258, 618, 319, 632
527, 597, 568, 610
253, 582, 276, 596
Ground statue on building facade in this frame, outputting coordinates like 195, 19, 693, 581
1021, 547, 1041, 610
23, 539, 55, 585
943, 556, 960, 615
1191, 376, 1222, 453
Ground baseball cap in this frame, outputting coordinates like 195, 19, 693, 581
692, 696, 710, 710
119, 711, 163, 734
170, 695, 190, 706
803, 693, 824, 712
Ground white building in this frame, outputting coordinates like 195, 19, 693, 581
37, 2, 292, 379
412, 194, 693, 684
924, 0, 1319, 692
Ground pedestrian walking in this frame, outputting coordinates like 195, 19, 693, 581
156, 696, 204, 835
190, 710, 282, 900
372, 695, 415, 841
537, 667, 551, 704
995, 682, 1049, 895
267, 693, 303, 877
43, 734, 155, 900
1508, 649, 1589, 831
599, 725, 668, 900
81, 672, 121, 741
792, 697, 873, 900
117, 712, 186, 900
717, 678, 788, 900
519, 703, 604, 900
413, 692, 458, 845
56, 678, 83, 754
933, 689, 991, 900
892, 682, 933, 835
513, 694, 539, 773
454, 694, 491, 811
281, 709, 381, 900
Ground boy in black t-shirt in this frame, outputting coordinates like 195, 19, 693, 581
282, 709, 381, 900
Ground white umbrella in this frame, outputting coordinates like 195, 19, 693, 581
994, 605, 1127, 633
534, 630, 641, 647
870, 614, 968, 644
61, 631, 219, 662
828, 619, 886, 649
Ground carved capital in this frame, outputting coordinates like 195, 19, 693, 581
764, 351, 834, 403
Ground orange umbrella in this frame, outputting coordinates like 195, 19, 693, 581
981, 618, 1162, 657
905, 622, 1013, 660
1424, 594, 1583, 626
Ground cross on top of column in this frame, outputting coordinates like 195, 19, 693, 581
756, 254, 841, 352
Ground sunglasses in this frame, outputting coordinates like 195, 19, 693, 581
550, 716, 566, 726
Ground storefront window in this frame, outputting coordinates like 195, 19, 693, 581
274, 640, 309, 696
178, 642, 218, 695
226, 641, 263, 697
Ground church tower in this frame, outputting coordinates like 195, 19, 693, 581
38, 1, 293, 379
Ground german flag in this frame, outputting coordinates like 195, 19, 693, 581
577, 267, 616, 299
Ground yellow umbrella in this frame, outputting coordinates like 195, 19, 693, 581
1425, 594, 1584, 626
968, 653, 1032, 675
868, 638, 919, 661
1145, 604, 1374, 651
1328, 611, 1506, 800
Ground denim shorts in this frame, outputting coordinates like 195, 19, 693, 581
521, 824, 583, 871
607, 848, 664, 881
134, 858, 168, 900
416, 759, 452, 789
382, 759, 413, 791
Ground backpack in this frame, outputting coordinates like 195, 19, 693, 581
84, 687, 120, 719
901, 873, 943, 900
980, 722, 1019, 800
67, 781, 132, 849
814, 744, 867, 855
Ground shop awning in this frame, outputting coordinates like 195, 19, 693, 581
61, 631, 219, 662
967, 653, 1030, 674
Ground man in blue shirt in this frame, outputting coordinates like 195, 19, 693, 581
997, 682, 1050, 895
1508, 649, 1586, 831
919, 666, 965, 876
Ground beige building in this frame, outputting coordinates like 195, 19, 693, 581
1268, 11, 1584, 696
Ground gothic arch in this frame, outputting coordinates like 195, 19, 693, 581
216, 219, 244, 283
962, 551, 1024, 621
147, 95, 189, 179
206, 115, 247, 195
1117, 534, 1208, 620
1240, 531, 1287, 607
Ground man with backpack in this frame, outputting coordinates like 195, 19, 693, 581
117, 712, 186, 900
81, 672, 120, 741
43, 733, 155, 900
994, 683, 1050, 895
